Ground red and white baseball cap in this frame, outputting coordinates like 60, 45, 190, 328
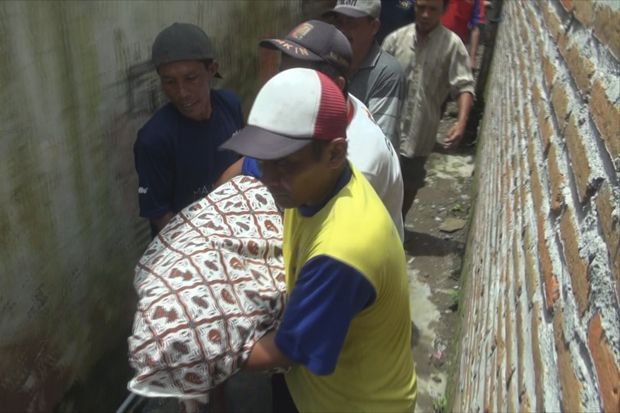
220, 68, 347, 160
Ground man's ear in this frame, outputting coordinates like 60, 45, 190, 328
335, 75, 346, 91
371, 18, 381, 36
326, 138, 348, 167
208, 61, 220, 76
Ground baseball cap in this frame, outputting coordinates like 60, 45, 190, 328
324, 0, 381, 19
152, 22, 222, 77
259, 20, 352, 75
219, 68, 347, 160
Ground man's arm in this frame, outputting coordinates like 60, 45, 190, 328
245, 331, 292, 371
444, 91, 473, 149
468, 0, 485, 69
469, 26, 480, 69
214, 158, 243, 187
367, 56, 404, 147
150, 212, 175, 235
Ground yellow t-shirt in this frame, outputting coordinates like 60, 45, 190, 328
282, 164, 416, 412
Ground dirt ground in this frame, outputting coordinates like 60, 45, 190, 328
405, 106, 476, 412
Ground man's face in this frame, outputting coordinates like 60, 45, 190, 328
259, 142, 335, 209
333, 14, 377, 67
415, 0, 444, 35
158, 60, 217, 121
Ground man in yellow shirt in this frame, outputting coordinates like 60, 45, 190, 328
221, 67, 416, 412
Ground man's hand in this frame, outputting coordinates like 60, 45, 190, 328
244, 331, 292, 371
444, 122, 466, 149
444, 92, 474, 149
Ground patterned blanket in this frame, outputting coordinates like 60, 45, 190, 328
128, 176, 285, 398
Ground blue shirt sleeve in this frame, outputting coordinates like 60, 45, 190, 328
241, 157, 262, 179
469, 0, 484, 28
274, 255, 376, 376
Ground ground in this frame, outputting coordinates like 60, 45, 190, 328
405, 108, 476, 412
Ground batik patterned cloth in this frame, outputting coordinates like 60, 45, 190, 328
128, 175, 285, 398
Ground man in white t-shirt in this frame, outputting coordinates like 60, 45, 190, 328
221, 20, 404, 240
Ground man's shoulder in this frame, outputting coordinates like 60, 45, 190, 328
211, 89, 242, 111
384, 23, 415, 44
347, 95, 384, 142
137, 103, 179, 145
376, 48, 404, 77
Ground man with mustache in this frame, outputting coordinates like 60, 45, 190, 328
222, 67, 416, 412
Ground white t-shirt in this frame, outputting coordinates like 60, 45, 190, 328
347, 94, 404, 241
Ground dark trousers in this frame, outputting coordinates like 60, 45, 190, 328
271, 374, 298, 413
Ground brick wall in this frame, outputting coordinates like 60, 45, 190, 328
456, 1, 619, 412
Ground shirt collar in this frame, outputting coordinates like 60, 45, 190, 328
413, 23, 443, 46
298, 162, 352, 217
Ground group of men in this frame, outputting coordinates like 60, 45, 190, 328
133, 0, 482, 410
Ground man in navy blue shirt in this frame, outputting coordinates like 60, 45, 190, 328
134, 23, 242, 235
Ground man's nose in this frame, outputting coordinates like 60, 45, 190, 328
178, 82, 191, 99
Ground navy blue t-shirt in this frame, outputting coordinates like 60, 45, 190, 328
134, 89, 243, 218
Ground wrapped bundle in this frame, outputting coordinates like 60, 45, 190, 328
128, 176, 285, 398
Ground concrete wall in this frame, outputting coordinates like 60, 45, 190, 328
456, 1, 619, 412
0, 2, 299, 411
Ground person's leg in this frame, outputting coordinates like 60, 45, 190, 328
400, 156, 428, 220
271, 374, 298, 413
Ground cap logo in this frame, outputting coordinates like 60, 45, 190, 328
290, 22, 314, 40
338, 0, 358, 5
274, 39, 310, 57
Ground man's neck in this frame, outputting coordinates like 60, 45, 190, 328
350, 40, 374, 74
415, 24, 439, 41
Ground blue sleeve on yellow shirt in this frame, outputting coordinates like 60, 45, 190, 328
274, 255, 376, 375
242, 157, 262, 179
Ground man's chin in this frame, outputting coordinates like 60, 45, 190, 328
269, 192, 296, 210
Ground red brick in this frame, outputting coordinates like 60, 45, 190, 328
538, 215, 559, 312
527, 4, 542, 36
564, 116, 592, 203
541, 0, 563, 43
593, 4, 620, 60
527, 141, 559, 312
542, 54, 557, 91
537, 109, 553, 155
574, 0, 594, 27
553, 310, 583, 412
588, 313, 620, 413
595, 183, 620, 299
547, 143, 566, 214
590, 80, 620, 161
523, 224, 539, 302
551, 83, 570, 129
559, 41, 595, 96
559, 210, 590, 315
531, 302, 545, 413
560, 0, 573, 12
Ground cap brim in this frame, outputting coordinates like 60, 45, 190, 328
259, 39, 324, 63
323, 7, 371, 18
219, 125, 312, 160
